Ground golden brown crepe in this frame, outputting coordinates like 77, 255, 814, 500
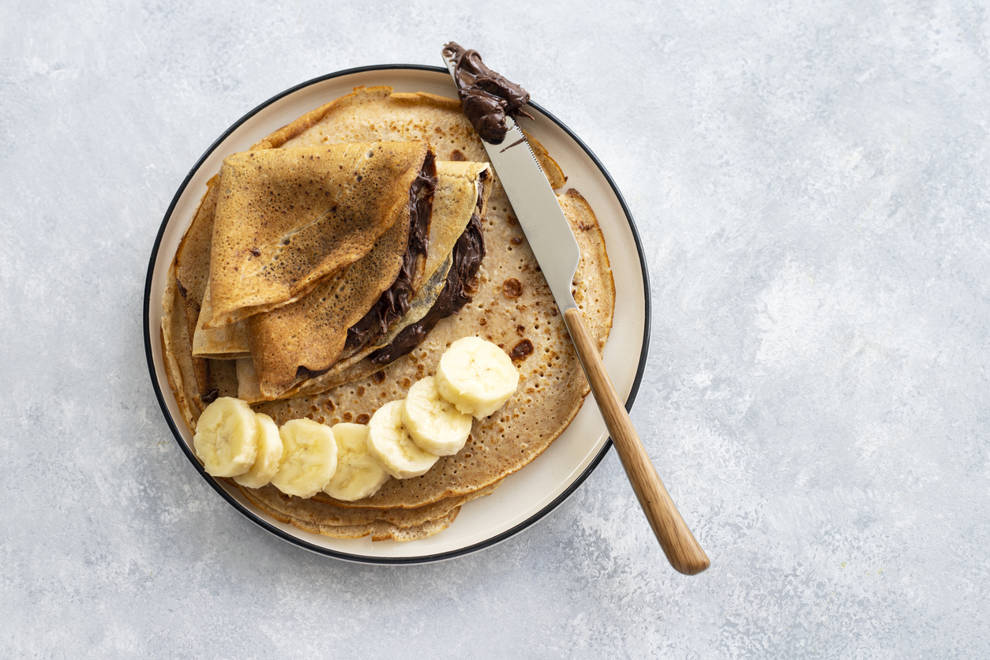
162, 87, 614, 541
245, 187, 419, 396
235, 481, 498, 540
173, 178, 221, 397
235, 160, 493, 402
206, 141, 433, 328
193, 161, 491, 370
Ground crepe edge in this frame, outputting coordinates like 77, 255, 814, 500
236, 482, 501, 542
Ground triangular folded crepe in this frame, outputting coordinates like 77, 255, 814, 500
238, 161, 491, 401
247, 175, 429, 394
205, 141, 433, 328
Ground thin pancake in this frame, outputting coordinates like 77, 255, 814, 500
236, 481, 498, 529
235, 160, 493, 402
244, 153, 431, 397
174, 178, 221, 392
207, 141, 432, 327
233, 250, 450, 403
162, 269, 205, 426
161, 88, 613, 529
236, 483, 498, 542
425, 163, 489, 278
287, 507, 460, 542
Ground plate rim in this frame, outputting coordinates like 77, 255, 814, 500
143, 63, 652, 564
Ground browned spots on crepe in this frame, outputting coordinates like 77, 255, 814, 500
502, 278, 523, 299
510, 339, 534, 361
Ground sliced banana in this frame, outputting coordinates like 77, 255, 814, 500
435, 336, 520, 418
270, 418, 338, 498
233, 413, 284, 489
193, 397, 258, 477
367, 400, 439, 479
323, 423, 390, 502
402, 376, 473, 456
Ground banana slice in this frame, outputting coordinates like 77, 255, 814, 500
233, 413, 283, 489
367, 400, 439, 479
271, 418, 338, 498
193, 397, 258, 477
435, 336, 520, 418
323, 423, 390, 502
402, 376, 473, 456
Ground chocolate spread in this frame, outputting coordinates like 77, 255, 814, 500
442, 42, 531, 144
369, 211, 485, 365
345, 152, 437, 351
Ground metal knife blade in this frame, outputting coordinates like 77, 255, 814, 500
442, 56, 580, 314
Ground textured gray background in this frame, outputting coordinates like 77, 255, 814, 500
2, 0, 988, 657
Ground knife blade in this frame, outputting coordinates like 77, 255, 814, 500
441, 57, 580, 315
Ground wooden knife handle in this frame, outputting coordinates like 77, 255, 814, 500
564, 307, 709, 575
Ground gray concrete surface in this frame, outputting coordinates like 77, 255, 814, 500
2, 0, 988, 657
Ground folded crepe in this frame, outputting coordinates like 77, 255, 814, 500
239, 160, 491, 400
205, 141, 434, 328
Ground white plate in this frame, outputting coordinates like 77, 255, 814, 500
144, 65, 650, 563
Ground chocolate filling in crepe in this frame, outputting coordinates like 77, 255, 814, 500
343, 157, 436, 353
244, 151, 436, 397
236, 160, 492, 402
369, 182, 486, 365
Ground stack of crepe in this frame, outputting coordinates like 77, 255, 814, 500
188, 139, 493, 403
162, 86, 616, 541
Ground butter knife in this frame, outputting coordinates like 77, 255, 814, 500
442, 54, 709, 574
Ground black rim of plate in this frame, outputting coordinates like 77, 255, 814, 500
143, 64, 652, 565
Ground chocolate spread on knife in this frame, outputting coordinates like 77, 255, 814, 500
442, 42, 531, 144
344, 152, 437, 352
